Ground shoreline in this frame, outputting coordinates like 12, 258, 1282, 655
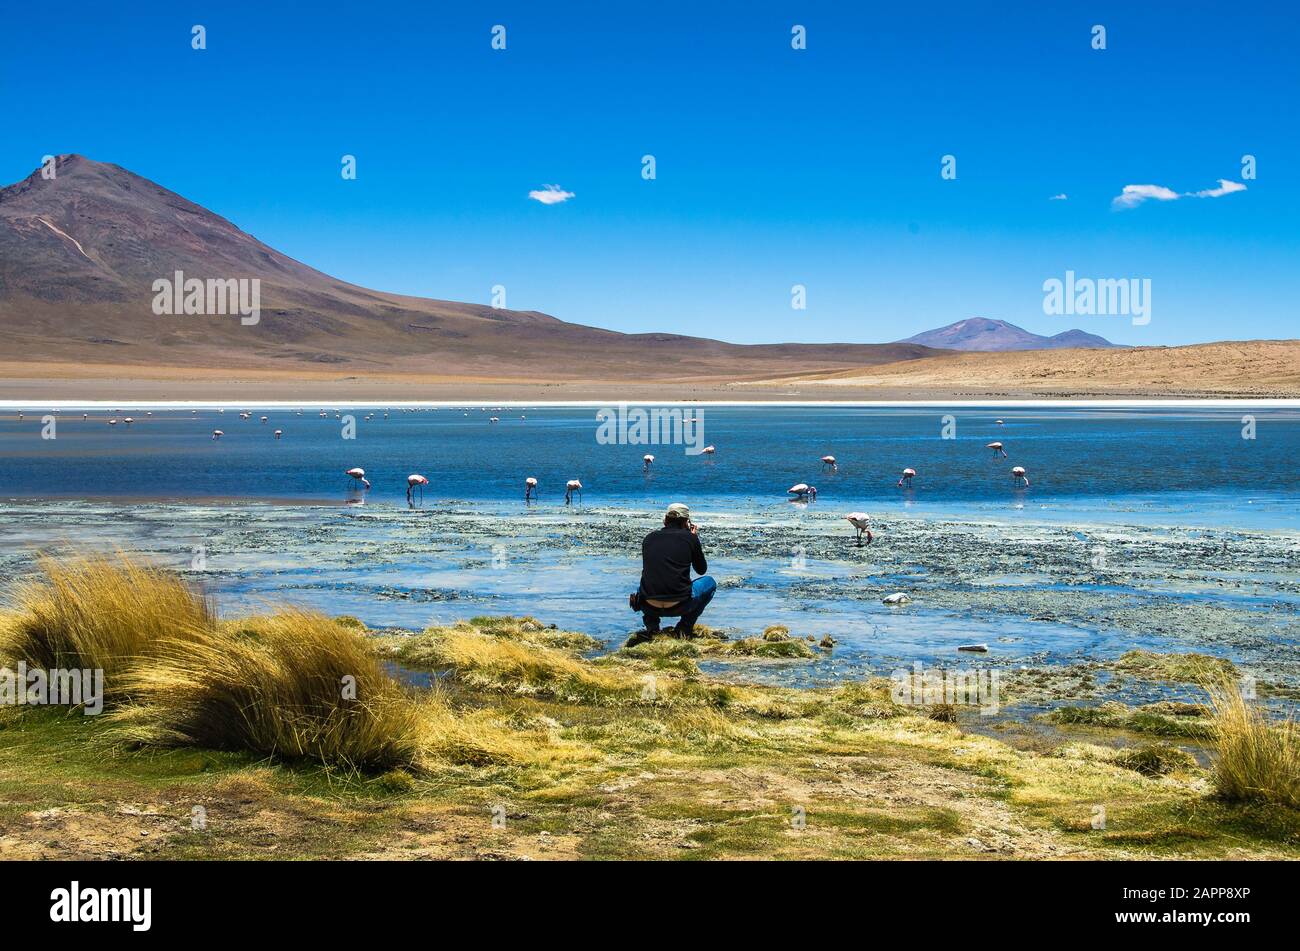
5, 398, 1300, 409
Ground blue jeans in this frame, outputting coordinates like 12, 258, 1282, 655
642, 576, 716, 632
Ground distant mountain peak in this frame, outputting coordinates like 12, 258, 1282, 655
901, 318, 1120, 351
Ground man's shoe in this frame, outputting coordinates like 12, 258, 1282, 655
672, 623, 694, 638
626, 628, 656, 647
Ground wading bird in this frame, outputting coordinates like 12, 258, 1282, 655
525, 477, 538, 501
700, 445, 716, 455
565, 479, 583, 504
821, 455, 838, 472
211, 429, 224, 440
273, 430, 282, 439
643, 454, 654, 472
788, 483, 817, 501
844, 512, 873, 546
986, 441, 1007, 457
406, 473, 428, 502
1012, 466, 1030, 487
346, 467, 371, 491
897, 468, 916, 488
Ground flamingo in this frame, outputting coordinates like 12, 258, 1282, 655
260, 416, 268, 424
123, 417, 134, 425
565, 479, 583, 505
821, 455, 838, 472
897, 467, 916, 488
986, 441, 1007, 458
525, 477, 538, 501
995, 419, 1005, 426
844, 512, 873, 546
211, 429, 224, 440
108, 418, 118, 426
273, 429, 283, 439
701, 445, 716, 455
346, 467, 371, 491
406, 473, 429, 502
788, 483, 817, 501
643, 454, 655, 472
1012, 466, 1030, 487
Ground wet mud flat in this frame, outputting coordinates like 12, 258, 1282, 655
1, 499, 1297, 707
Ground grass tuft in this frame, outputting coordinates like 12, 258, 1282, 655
110, 611, 429, 771
1113, 743, 1197, 777
0, 554, 213, 692
1203, 675, 1300, 810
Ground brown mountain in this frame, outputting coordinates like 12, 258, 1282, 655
0, 155, 940, 380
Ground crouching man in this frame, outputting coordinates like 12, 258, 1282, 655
629, 502, 716, 637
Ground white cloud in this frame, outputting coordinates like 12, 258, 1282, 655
528, 184, 575, 205
1191, 178, 1247, 199
1112, 178, 1246, 209
1112, 184, 1180, 209
1049, 193, 1068, 201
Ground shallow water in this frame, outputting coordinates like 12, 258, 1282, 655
1, 405, 1297, 698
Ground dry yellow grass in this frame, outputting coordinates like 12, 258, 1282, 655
1, 555, 531, 772
1204, 675, 1300, 809
110, 610, 428, 771
0, 554, 213, 692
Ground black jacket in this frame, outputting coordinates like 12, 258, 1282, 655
639, 524, 707, 604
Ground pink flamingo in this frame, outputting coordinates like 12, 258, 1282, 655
274, 429, 283, 439
565, 479, 583, 504
986, 441, 1007, 458
897, 468, 916, 488
844, 512, 873, 546
346, 467, 371, 491
525, 477, 538, 501
211, 429, 224, 440
701, 445, 716, 455
788, 483, 817, 501
406, 473, 429, 502
643, 454, 655, 472
1012, 466, 1030, 487
821, 455, 838, 472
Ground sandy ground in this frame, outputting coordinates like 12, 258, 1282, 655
2, 340, 1297, 403
781, 340, 1300, 399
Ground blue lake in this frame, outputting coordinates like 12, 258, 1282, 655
1, 404, 1297, 697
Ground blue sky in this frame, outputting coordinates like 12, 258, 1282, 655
3, 1, 1296, 345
